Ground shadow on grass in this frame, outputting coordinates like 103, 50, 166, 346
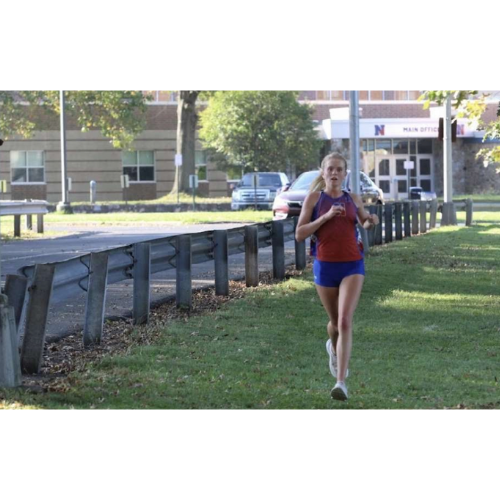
1, 223, 499, 409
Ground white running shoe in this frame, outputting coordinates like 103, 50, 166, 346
326, 339, 338, 378
326, 339, 349, 379
331, 381, 348, 401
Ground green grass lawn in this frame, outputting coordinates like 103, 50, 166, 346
43, 210, 274, 225
2, 211, 500, 409
436, 194, 500, 203
0, 211, 274, 236
70, 192, 232, 206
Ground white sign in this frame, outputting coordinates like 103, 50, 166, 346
175, 154, 183, 168
189, 175, 199, 189
67, 177, 72, 191
120, 174, 130, 188
404, 161, 414, 170
325, 118, 476, 140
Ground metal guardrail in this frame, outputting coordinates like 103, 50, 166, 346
0, 200, 49, 236
18, 218, 296, 305
9, 217, 299, 374
0, 200, 49, 216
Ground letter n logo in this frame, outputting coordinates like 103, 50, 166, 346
375, 125, 385, 136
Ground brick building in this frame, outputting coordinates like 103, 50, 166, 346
305, 91, 500, 200
0, 90, 498, 203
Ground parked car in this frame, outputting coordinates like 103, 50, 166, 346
231, 172, 290, 210
409, 186, 437, 201
272, 169, 384, 220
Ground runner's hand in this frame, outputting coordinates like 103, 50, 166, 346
363, 214, 379, 229
323, 204, 344, 221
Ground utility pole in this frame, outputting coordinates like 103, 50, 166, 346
349, 91, 360, 195
349, 91, 369, 251
441, 93, 456, 225
56, 90, 72, 213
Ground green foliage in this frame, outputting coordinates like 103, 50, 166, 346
420, 90, 500, 170
198, 91, 321, 173
0, 91, 151, 149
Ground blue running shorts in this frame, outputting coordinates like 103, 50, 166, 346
313, 259, 365, 288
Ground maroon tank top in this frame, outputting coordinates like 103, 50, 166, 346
311, 191, 364, 262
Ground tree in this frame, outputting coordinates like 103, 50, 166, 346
419, 90, 500, 170
0, 91, 150, 149
172, 90, 201, 195
171, 90, 221, 195
198, 91, 321, 175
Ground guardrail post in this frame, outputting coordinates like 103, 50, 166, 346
245, 225, 259, 287
20, 264, 55, 374
465, 198, 473, 226
403, 202, 411, 237
419, 201, 427, 234
374, 204, 383, 245
176, 235, 192, 309
4, 274, 28, 332
133, 242, 151, 324
429, 200, 438, 229
294, 217, 306, 270
83, 253, 109, 346
272, 220, 285, 280
411, 201, 419, 235
14, 215, 21, 237
36, 214, 44, 234
394, 203, 403, 240
214, 230, 229, 296
367, 206, 376, 247
26, 214, 33, 231
384, 203, 393, 244
0, 295, 21, 388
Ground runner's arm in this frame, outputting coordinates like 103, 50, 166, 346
351, 193, 379, 228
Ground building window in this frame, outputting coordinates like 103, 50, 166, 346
375, 139, 392, 154
316, 91, 346, 100
370, 91, 384, 100
11, 151, 45, 183
195, 150, 208, 180
394, 91, 409, 100
393, 139, 409, 154
142, 91, 177, 102
122, 151, 155, 182
417, 139, 433, 154
391, 90, 422, 100
158, 91, 177, 102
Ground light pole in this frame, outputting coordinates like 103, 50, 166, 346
56, 90, 72, 213
349, 91, 360, 195
349, 91, 369, 251
441, 93, 456, 225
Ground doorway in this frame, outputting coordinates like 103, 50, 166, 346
374, 154, 434, 200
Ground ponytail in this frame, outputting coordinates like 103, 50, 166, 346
309, 173, 325, 192
309, 152, 348, 193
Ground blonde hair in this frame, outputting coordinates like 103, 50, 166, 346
309, 153, 348, 192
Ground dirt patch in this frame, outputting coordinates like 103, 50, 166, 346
20, 262, 312, 394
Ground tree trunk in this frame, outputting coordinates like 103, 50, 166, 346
171, 91, 200, 195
